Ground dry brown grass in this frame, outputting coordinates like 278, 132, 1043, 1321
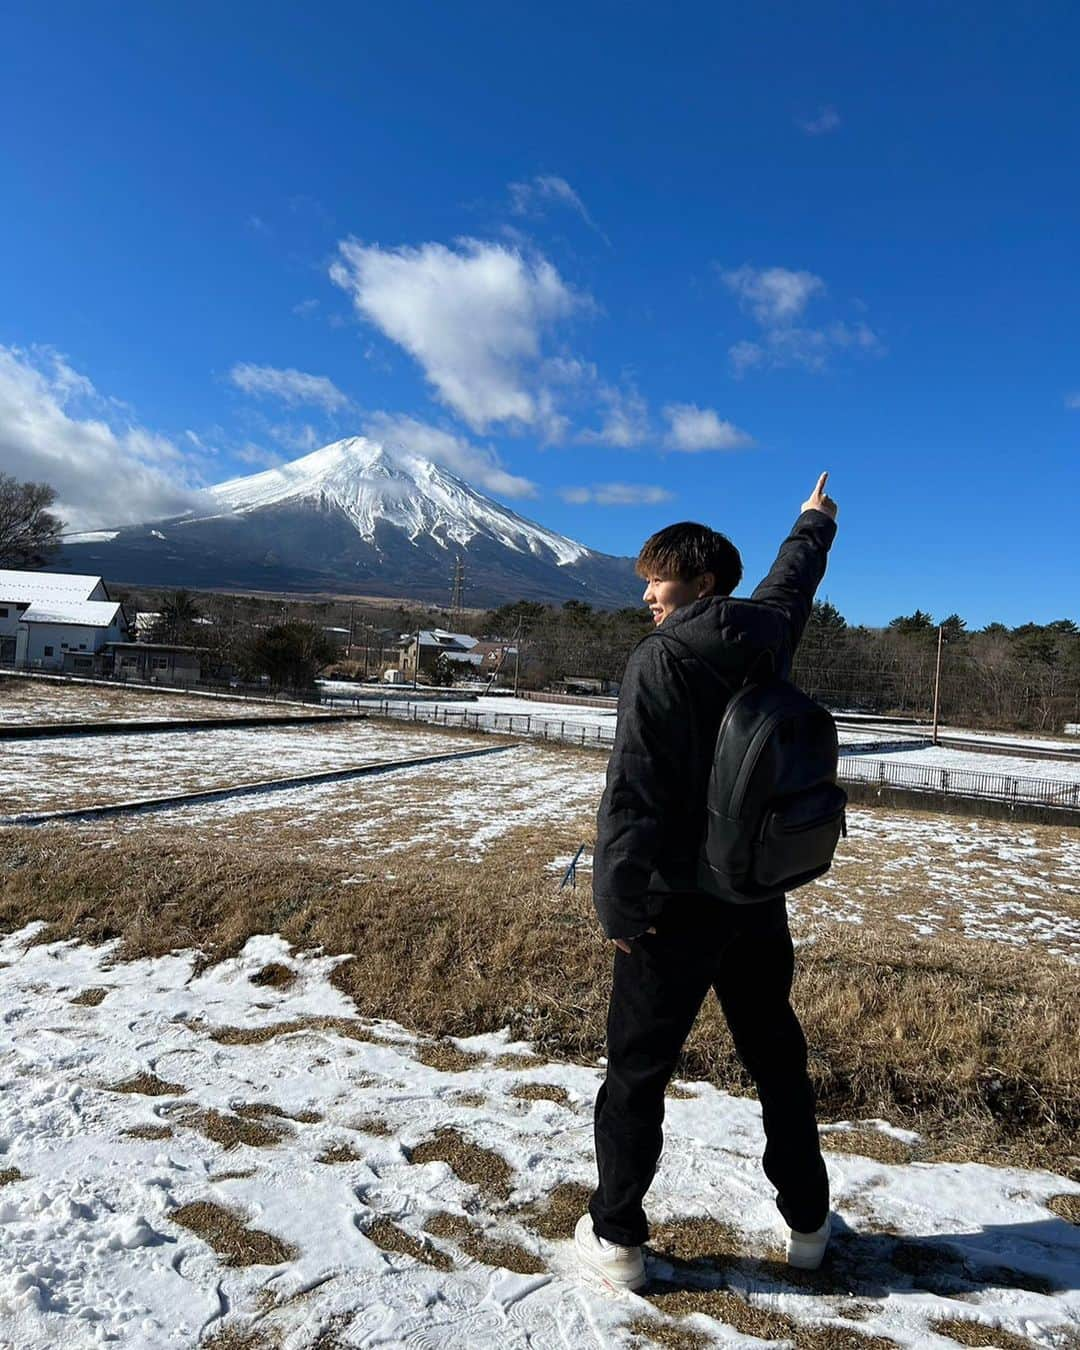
648, 1217, 744, 1269
201, 1326, 279, 1350
493, 1051, 545, 1069
4, 825, 1080, 1174
413, 1039, 485, 1073
508, 1081, 572, 1107
820, 1128, 914, 1165
365, 1217, 453, 1270
70, 985, 109, 1005
929, 1318, 1043, 1349
347, 1114, 392, 1137
123, 1124, 174, 1140
424, 1211, 545, 1274
519, 1181, 594, 1240
408, 1128, 515, 1201
208, 1168, 257, 1182
0, 1167, 23, 1185
625, 1317, 713, 1350
233, 1102, 322, 1125
249, 962, 296, 989
105, 1071, 186, 1096
179, 1107, 288, 1150
170, 1200, 297, 1266
1047, 1193, 1080, 1224
317, 1143, 364, 1165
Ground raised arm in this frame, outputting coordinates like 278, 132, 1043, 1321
749, 472, 839, 659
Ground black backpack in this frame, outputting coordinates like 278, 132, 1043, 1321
659, 634, 848, 904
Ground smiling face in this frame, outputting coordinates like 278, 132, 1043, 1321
642, 571, 716, 626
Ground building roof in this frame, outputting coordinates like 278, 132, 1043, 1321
0, 568, 106, 605
20, 600, 125, 628
412, 629, 479, 651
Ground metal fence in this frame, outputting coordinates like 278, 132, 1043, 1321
322, 693, 618, 747
838, 756, 1080, 809
334, 695, 1080, 810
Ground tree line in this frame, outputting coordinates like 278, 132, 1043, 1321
2, 473, 1076, 729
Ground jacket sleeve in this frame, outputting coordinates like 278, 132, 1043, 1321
592, 638, 693, 940
749, 508, 838, 669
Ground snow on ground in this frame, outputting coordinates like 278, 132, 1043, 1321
1, 927, 1077, 1350
51, 744, 604, 864
0, 679, 298, 727
807, 810, 1080, 960
0, 721, 483, 815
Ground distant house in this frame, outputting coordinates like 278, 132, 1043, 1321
0, 568, 133, 672
16, 599, 132, 673
442, 640, 517, 674
399, 628, 479, 678
0, 569, 114, 666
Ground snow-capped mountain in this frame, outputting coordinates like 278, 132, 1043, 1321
56, 436, 642, 608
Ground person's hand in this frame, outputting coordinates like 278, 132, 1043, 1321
802, 471, 838, 521
613, 926, 656, 954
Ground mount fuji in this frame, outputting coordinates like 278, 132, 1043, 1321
56, 437, 643, 608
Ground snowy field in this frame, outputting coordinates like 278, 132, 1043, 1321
35, 742, 602, 863
0, 721, 486, 815
1, 926, 1077, 1350
0, 678, 307, 726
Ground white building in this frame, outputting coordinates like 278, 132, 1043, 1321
0, 569, 130, 672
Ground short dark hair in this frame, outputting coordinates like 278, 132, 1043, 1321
635, 521, 743, 596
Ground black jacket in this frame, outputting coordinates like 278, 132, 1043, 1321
592, 508, 838, 939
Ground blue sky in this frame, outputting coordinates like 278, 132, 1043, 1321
2, 1, 1077, 626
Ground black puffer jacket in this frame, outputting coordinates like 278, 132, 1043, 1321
592, 507, 839, 939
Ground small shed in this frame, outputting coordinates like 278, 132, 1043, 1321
105, 642, 205, 684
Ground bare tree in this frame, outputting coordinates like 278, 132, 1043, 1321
0, 473, 64, 568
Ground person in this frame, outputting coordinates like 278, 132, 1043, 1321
575, 472, 840, 1293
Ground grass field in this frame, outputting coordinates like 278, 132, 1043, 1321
1, 682, 1078, 1347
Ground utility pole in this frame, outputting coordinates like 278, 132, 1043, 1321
931, 624, 944, 745
449, 555, 465, 623
413, 624, 421, 689
513, 616, 523, 696
348, 602, 356, 658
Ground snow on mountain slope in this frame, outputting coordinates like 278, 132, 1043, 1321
199, 437, 591, 566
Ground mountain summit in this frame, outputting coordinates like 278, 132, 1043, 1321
57, 436, 642, 607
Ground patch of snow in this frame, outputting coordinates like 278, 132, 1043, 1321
0, 930, 1077, 1348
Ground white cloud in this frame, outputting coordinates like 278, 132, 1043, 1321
292, 298, 320, 318
329, 237, 589, 435
720, 265, 882, 375
579, 383, 650, 447
268, 423, 322, 453
508, 174, 609, 243
662, 403, 755, 453
229, 362, 349, 412
235, 443, 286, 468
0, 345, 210, 531
729, 321, 882, 376
720, 265, 825, 325
797, 106, 841, 136
1065, 392, 1080, 410
362, 411, 538, 499
559, 482, 675, 506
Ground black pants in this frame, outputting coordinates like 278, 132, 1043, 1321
589, 893, 829, 1247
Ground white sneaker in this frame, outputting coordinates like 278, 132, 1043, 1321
574, 1213, 646, 1292
787, 1214, 832, 1270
